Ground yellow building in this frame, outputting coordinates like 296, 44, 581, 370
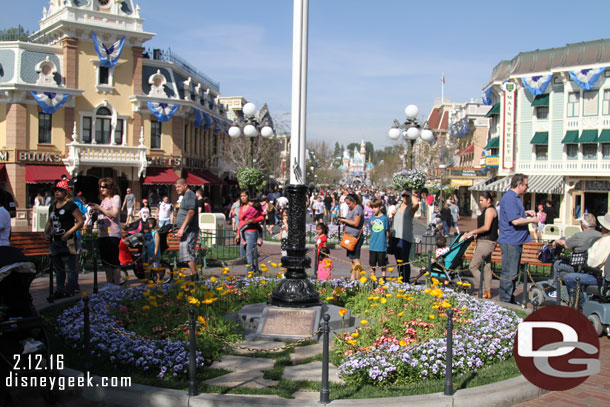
0, 0, 233, 226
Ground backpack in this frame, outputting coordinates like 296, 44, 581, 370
537, 243, 558, 263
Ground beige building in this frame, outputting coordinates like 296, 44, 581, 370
0, 0, 236, 226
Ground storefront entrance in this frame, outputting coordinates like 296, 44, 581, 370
584, 192, 609, 218
76, 168, 127, 204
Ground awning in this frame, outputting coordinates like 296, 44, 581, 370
183, 169, 211, 186
25, 165, 70, 184
531, 94, 549, 107
481, 176, 511, 192
485, 103, 500, 117
579, 129, 598, 143
0, 164, 6, 182
526, 175, 564, 194
485, 137, 500, 149
561, 130, 579, 144
460, 145, 474, 155
470, 177, 495, 191
530, 131, 549, 145
143, 168, 178, 185
198, 170, 226, 185
599, 129, 610, 142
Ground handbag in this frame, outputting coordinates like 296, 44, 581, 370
340, 223, 363, 251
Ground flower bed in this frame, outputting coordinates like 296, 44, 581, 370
54, 269, 520, 389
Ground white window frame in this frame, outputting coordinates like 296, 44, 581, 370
567, 91, 580, 117
602, 143, 610, 159
566, 144, 578, 160
90, 60, 120, 94
602, 89, 610, 115
79, 102, 127, 145
582, 143, 598, 160
582, 90, 599, 117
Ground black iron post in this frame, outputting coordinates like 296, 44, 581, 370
444, 309, 454, 396
83, 295, 91, 372
522, 262, 529, 308
478, 262, 484, 299
47, 259, 54, 303
270, 184, 321, 307
92, 241, 98, 294
188, 308, 198, 396
408, 139, 415, 170
575, 276, 581, 310
533, 299, 539, 312
556, 277, 561, 306
320, 314, 330, 404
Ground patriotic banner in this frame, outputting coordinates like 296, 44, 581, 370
568, 67, 605, 90
482, 87, 492, 105
521, 74, 553, 96
30, 91, 69, 114
212, 117, 222, 133
202, 112, 212, 130
147, 102, 178, 122
194, 109, 204, 127
92, 32, 126, 68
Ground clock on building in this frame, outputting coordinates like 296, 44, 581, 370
98, 0, 110, 6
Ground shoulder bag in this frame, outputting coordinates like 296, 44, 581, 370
339, 209, 363, 251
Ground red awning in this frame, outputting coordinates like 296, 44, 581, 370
143, 168, 178, 185
184, 169, 211, 186
199, 170, 226, 185
25, 165, 70, 183
0, 164, 6, 182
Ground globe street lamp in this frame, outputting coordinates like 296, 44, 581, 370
388, 104, 435, 169
228, 102, 274, 168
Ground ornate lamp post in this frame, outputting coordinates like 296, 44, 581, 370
388, 104, 435, 169
228, 102, 274, 168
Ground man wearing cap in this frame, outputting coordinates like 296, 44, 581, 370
562, 212, 610, 302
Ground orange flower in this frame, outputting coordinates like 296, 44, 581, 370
338, 308, 347, 318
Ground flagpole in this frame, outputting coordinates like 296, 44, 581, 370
441, 72, 445, 104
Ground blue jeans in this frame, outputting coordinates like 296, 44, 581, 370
241, 231, 259, 273
552, 260, 574, 280
442, 220, 450, 236
499, 243, 522, 303
563, 273, 598, 304
53, 253, 77, 295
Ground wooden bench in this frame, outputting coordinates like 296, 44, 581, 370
10, 232, 49, 257
463, 241, 551, 267
164, 232, 208, 268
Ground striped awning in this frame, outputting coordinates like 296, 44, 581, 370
469, 176, 509, 192
469, 177, 495, 191
526, 175, 564, 194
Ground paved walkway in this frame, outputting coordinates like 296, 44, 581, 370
24, 216, 610, 406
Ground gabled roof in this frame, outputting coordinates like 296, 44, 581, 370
439, 111, 449, 131
427, 107, 441, 129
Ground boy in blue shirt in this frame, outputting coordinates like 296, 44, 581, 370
369, 200, 390, 278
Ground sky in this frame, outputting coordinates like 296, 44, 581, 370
4, 0, 610, 148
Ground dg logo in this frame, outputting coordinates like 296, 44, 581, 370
514, 306, 600, 391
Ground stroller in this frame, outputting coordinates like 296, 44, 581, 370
120, 223, 175, 283
419, 233, 476, 292
0, 247, 58, 404
426, 214, 444, 236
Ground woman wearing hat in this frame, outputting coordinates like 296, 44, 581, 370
44, 179, 84, 298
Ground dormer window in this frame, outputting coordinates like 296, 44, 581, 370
91, 60, 115, 93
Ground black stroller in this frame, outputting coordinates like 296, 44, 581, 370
120, 223, 175, 283
420, 233, 476, 293
0, 246, 59, 404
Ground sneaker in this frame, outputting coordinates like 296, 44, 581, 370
548, 290, 557, 298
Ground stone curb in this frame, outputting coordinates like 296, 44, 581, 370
59, 366, 546, 407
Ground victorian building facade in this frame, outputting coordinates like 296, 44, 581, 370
472, 38, 610, 224
0, 0, 234, 226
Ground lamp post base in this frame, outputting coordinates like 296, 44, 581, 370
269, 184, 321, 308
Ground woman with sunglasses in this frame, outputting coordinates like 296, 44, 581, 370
389, 190, 420, 283
89, 178, 122, 289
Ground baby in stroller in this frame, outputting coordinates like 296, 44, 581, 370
119, 220, 173, 283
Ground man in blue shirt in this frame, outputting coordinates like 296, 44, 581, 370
498, 174, 539, 303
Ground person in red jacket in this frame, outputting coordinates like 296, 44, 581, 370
235, 191, 265, 274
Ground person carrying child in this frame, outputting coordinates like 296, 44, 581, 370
315, 223, 328, 278
368, 199, 390, 279
317, 247, 334, 280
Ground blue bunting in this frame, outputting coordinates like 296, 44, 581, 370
202, 112, 212, 130
30, 91, 69, 114
568, 67, 605, 90
91, 32, 125, 68
482, 87, 492, 105
521, 74, 553, 96
212, 117, 222, 133
147, 101, 178, 122
194, 109, 203, 127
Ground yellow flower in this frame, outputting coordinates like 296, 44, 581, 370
360, 270, 366, 275
429, 314, 436, 319
397, 259, 403, 263
399, 339, 407, 347
177, 292, 184, 300
260, 280, 266, 286
157, 294, 163, 299
81, 291, 88, 298
397, 312, 404, 317
276, 272, 283, 278
406, 296, 414, 301
210, 276, 217, 284
385, 293, 392, 298
382, 285, 388, 290
197, 316, 207, 326
149, 301, 158, 307
216, 286, 224, 291
350, 332, 359, 338
247, 272, 253, 278
347, 339, 357, 346
424, 272, 430, 276
364, 310, 369, 313
388, 267, 394, 272
360, 276, 368, 284
370, 304, 378, 308
424, 288, 432, 294
187, 296, 200, 306
367, 296, 374, 301
222, 267, 230, 273
326, 296, 335, 301
360, 320, 368, 325
142, 305, 150, 310
380, 298, 387, 304
397, 289, 405, 293
338, 308, 347, 317
370, 274, 378, 282
456, 281, 463, 286
461, 306, 467, 311
379, 278, 384, 285
441, 301, 451, 308
431, 278, 440, 285
463, 282, 471, 287
372, 296, 379, 301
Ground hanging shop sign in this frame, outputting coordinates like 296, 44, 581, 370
0, 150, 64, 164
147, 156, 182, 167
485, 156, 499, 167
449, 169, 486, 177
451, 179, 474, 187
502, 82, 516, 170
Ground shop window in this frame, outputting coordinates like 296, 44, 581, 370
114, 118, 124, 145
583, 90, 599, 116
567, 92, 580, 117
82, 116, 92, 143
602, 143, 610, 159
603, 89, 610, 115
536, 107, 549, 119
582, 144, 597, 159
38, 112, 52, 144
151, 121, 161, 149
95, 107, 112, 144
566, 144, 578, 159
535, 145, 548, 160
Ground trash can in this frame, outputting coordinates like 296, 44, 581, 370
199, 213, 226, 245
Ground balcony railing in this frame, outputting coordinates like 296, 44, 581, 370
64, 142, 147, 178
143, 48, 220, 92
516, 159, 610, 173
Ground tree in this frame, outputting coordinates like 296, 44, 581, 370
222, 135, 282, 175
332, 142, 344, 168
0, 25, 30, 41
369, 152, 402, 186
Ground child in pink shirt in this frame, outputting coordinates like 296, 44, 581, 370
317, 247, 334, 280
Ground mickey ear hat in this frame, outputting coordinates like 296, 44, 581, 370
53, 179, 70, 192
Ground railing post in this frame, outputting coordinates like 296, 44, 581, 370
574, 276, 581, 310
47, 256, 54, 303
521, 262, 528, 308
444, 309, 454, 396
92, 241, 98, 294
320, 314, 330, 404
532, 298, 539, 312
83, 295, 91, 372
188, 308, 198, 396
